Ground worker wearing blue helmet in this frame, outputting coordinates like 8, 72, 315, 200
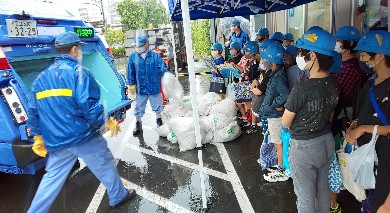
282, 27, 340, 213
225, 19, 250, 54
259, 45, 290, 182
283, 32, 294, 47
256, 27, 270, 44
27, 32, 136, 213
347, 30, 390, 213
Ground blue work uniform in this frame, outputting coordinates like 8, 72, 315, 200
226, 30, 250, 53
127, 49, 168, 118
27, 55, 128, 213
212, 56, 225, 77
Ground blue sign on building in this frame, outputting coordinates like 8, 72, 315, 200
289, 8, 294, 17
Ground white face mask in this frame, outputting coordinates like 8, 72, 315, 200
136, 46, 147, 53
296, 56, 309, 70
211, 51, 218, 57
260, 60, 271, 70
380, 6, 388, 19
334, 41, 345, 54
230, 49, 238, 56
77, 49, 83, 64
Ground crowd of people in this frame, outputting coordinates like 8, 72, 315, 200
206, 18, 390, 213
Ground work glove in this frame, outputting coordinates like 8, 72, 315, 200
32, 135, 47, 157
129, 85, 136, 95
106, 117, 121, 137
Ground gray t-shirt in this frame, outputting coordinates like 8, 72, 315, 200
285, 76, 339, 140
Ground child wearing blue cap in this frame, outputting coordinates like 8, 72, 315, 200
282, 28, 339, 213
207, 42, 226, 96
346, 30, 390, 213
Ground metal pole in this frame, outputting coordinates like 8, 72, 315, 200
179, 0, 208, 211
170, 24, 179, 79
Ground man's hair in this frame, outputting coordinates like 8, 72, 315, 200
300, 48, 333, 71
55, 44, 78, 54
366, 52, 390, 67
342, 40, 358, 54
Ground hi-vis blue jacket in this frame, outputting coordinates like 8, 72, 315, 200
27, 54, 106, 152
127, 49, 168, 95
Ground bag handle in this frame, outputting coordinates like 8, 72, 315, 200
371, 125, 379, 143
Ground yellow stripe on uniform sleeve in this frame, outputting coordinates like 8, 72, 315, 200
36, 89, 73, 100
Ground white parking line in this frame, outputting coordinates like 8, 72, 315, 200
121, 178, 196, 213
215, 143, 255, 213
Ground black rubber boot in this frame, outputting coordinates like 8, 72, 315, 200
156, 118, 163, 127
110, 189, 136, 209
133, 121, 142, 135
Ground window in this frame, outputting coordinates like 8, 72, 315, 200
287, 5, 304, 42
364, 0, 381, 28
307, 0, 331, 32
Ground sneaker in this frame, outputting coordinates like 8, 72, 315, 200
263, 171, 289, 182
245, 125, 257, 134
330, 203, 341, 213
257, 122, 262, 127
239, 119, 251, 128
266, 165, 279, 173
110, 189, 136, 209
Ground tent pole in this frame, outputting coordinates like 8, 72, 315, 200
170, 23, 179, 79
179, 0, 208, 211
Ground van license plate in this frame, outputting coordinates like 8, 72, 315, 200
6, 19, 37, 38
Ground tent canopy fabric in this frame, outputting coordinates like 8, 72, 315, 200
169, 0, 316, 21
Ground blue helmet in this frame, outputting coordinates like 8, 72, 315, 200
259, 39, 273, 49
296, 27, 341, 73
260, 45, 285, 64
243, 41, 259, 54
285, 45, 298, 57
256, 28, 269, 36
230, 19, 240, 27
335, 26, 361, 42
230, 41, 240, 50
271, 32, 284, 41
211, 42, 223, 51
355, 30, 390, 56
284, 32, 294, 41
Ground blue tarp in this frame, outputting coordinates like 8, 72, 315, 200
169, 0, 317, 21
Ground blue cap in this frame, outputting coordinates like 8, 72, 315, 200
271, 32, 284, 41
285, 45, 298, 57
55, 31, 86, 46
243, 41, 259, 54
259, 39, 273, 49
256, 28, 269, 36
355, 30, 390, 56
296, 28, 336, 56
230, 19, 240, 27
211, 42, 223, 51
284, 32, 294, 41
230, 41, 240, 50
132, 35, 149, 47
335, 26, 361, 42
260, 45, 285, 64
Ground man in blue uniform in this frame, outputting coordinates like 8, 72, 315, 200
225, 19, 250, 52
127, 35, 168, 135
27, 32, 135, 213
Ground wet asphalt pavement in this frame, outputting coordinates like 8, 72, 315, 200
0, 58, 362, 213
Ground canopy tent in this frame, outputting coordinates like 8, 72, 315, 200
168, 0, 321, 211
169, 0, 317, 21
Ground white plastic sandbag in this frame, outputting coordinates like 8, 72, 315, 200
167, 132, 177, 143
162, 72, 184, 102
197, 92, 221, 116
209, 98, 237, 117
196, 74, 211, 96
212, 121, 242, 143
211, 115, 236, 130
153, 123, 171, 137
168, 117, 206, 152
347, 125, 379, 189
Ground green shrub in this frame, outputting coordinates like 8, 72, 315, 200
111, 47, 126, 56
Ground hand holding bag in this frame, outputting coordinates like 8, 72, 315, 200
347, 125, 379, 190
